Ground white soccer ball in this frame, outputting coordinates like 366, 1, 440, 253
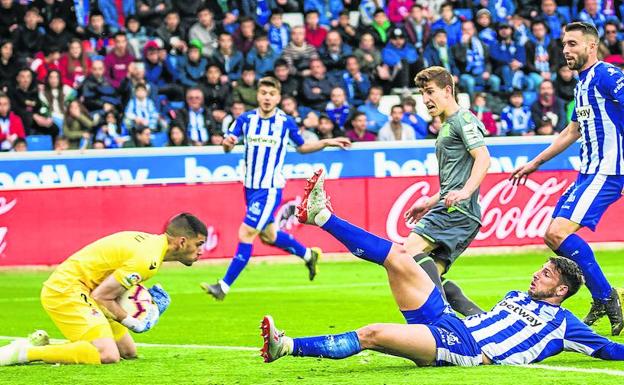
118, 284, 159, 323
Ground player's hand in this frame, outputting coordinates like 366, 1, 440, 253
121, 311, 157, 333
404, 200, 431, 224
444, 189, 470, 208
509, 160, 539, 186
148, 284, 171, 315
222, 135, 237, 151
326, 137, 351, 149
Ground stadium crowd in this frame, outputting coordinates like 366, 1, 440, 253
0, 0, 620, 151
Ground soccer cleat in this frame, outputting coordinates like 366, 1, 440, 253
260, 315, 289, 363
306, 247, 322, 281
296, 169, 332, 225
583, 300, 606, 326
200, 282, 226, 301
605, 288, 624, 336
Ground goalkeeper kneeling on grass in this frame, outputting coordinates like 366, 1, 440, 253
0, 213, 207, 365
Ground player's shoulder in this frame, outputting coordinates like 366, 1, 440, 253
276, 108, 299, 127
595, 61, 624, 80
238, 110, 258, 122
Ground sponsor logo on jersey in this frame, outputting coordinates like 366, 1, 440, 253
576, 105, 594, 121
497, 300, 545, 328
249, 201, 262, 216
149, 261, 158, 270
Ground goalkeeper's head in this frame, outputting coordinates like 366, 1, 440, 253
164, 213, 208, 266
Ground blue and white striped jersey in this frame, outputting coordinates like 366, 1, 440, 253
572, 61, 624, 175
228, 108, 305, 189
463, 291, 611, 365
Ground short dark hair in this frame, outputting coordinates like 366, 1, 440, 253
549, 256, 584, 300
391, 104, 403, 113
350, 111, 366, 122
166, 213, 208, 238
565, 21, 599, 41
440, 2, 454, 11
113, 31, 127, 40
274, 59, 288, 68
531, 20, 549, 33
258, 76, 281, 92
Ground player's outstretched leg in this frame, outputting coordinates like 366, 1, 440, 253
442, 279, 484, 316
259, 225, 322, 281
201, 241, 253, 300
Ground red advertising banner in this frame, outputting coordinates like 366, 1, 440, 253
1, 171, 623, 266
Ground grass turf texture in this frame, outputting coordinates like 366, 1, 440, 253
1, 250, 624, 385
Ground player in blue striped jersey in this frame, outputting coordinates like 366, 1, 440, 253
510, 22, 624, 335
201, 77, 350, 300
260, 173, 624, 366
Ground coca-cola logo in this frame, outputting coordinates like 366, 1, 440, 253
202, 225, 219, 253
0, 197, 17, 256
275, 196, 303, 231
385, 177, 569, 244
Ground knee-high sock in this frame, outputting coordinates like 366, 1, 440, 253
26, 341, 101, 365
443, 279, 483, 316
222, 242, 253, 287
557, 234, 611, 301
292, 331, 361, 359
273, 231, 307, 258
321, 215, 392, 265
413, 253, 446, 301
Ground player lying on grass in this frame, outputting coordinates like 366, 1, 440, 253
260, 172, 624, 366
0, 213, 207, 366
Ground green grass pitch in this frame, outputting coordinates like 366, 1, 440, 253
1, 249, 624, 385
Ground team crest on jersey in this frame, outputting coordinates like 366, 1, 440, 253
440, 123, 451, 138
123, 273, 142, 287
249, 201, 262, 216
576, 105, 594, 121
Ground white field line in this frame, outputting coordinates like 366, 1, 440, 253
519, 363, 624, 377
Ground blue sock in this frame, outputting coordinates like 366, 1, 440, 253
557, 234, 612, 301
222, 242, 253, 286
273, 231, 307, 258
321, 215, 392, 265
292, 331, 361, 359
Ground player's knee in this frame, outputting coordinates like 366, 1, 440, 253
238, 225, 259, 242
118, 345, 137, 360
384, 245, 412, 272
544, 224, 568, 249
356, 324, 384, 349
259, 232, 275, 245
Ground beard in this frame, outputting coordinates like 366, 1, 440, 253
528, 286, 558, 300
567, 52, 588, 71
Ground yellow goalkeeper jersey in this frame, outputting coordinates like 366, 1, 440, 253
44, 231, 168, 292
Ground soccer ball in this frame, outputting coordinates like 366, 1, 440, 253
118, 284, 159, 323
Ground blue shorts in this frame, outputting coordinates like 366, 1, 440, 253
552, 174, 624, 231
243, 188, 283, 230
404, 288, 482, 367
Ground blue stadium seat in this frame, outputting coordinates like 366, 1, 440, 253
455, 8, 473, 20
523, 91, 537, 107
26, 135, 53, 151
558, 6, 572, 23
151, 132, 168, 147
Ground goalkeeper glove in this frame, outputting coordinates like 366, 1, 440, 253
148, 284, 171, 315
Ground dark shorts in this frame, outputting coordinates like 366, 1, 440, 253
411, 204, 481, 270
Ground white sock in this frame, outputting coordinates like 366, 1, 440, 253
314, 208, 332, 227
283, 336, 294, 355
218, 280, 230, 294
17, 347, 28, 364
302, 248, 312, 262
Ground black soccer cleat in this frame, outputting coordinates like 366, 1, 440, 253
605, 288, 624, 336
200, 281, 226, 301
305, 247, 322, 281
582, 300, 606, 326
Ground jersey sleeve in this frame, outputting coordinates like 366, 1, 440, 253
570, 100, 577, 122
111, 234, 161, 289
112, 258, 151, 289
228, 114, 246, 138
455, 112, 486, 151
563, 312, 611, 356
600, 65, 624, 105
286, 116, 305, 147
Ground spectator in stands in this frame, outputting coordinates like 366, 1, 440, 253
31, 45, 62, 84
34, 0, 79, 34
535, 115, 555, 136
298, 118, 320, 143
304, 10, 328, 49
91, 139, 105, 149
199, 64, 232, 112
104, 32, 136, 89
59, 38, 91, 89
490, 22, 529, 93
13, 8, 45, 61
430, 2, 462, 47
272, 59, 300, 99
168, 124, 189, 146
525, 20, 553, 90
365, 8, 393, 49
119, 60, 157, 107
39, 70, 75, 130
281, 25, 318, 77
579, 0, 607, 37
189, 6, 219, 58
0, 40, 20, 93
233, 66, 258, 110
246, 32, 279, 78
501, 91, 535, 136
124, 83, 158, 131
80, 59, 121, 114
82, 11, 112, 57
404, 4, 430, 54
303, 58, 333, 111
221, 100, 245, 134
509, 13, 531, 47
539, 0, 567, 40
602, 21, 622, 56
427, 115, 442, 138
174, 0, 205, 30
280, 96, 319, 133
53, 135, 70, 151
474, 9, 497, 46
325, 87, 353, 131
554, 64, 577, 105
339, 55, 371, 107
125, 15, 150, 59
211, 32, 243, 83
346, 111, 376, 142
382, 27, 419, 90
123, 125, 153, 148
267, 10, 290, 55
319, 30, 352, 78
155, 10, 188, 55
358, 0, 383, 27
335, 10, 357, 47
233, 16, 257, 56
353, 32, 383, 77
304, 0, 343, 27
95, 110, 125, 148
387, 0, 413, 24
44, 16, 73, 52
316, 113, 345, 139
240, 0, 271, 25
471, 92, 497, 136
530, 79, 566, 133
177, 39, 207, 88
12, 137, 27, 151
422, 29, 459, 82
0, 93, 26, 151
378, 104, 415, 141
0, 0, 25, 40
63, 100, 95, 148
454, 20, 500, 96
401, 96, 427, 139
171, 87, 217, 146
136, 0, 172, 32
11, 68, 59, 138
357, 85, 388, 134
142, 40, 183, 103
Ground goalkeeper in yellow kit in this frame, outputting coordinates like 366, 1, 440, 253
0, 213, 207, 365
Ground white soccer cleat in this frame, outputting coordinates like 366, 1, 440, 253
260, 315, 290, 363
296, 169, 332, 225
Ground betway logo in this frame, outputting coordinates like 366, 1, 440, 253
0, 165, 149, 188
497, 300, 544, 329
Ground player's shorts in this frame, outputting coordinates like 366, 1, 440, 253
41, 284, 128, 342
411, 203, 481, 271
552, 173, 624, 231
405, 287, 483, 367
243, 187, 283, 230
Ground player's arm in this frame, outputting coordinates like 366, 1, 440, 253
91, 274, 131, 322
563, 313, 624, 360
509, 121, 581, 185
223, 115, 245, 153
444, 145, 490, 207
296, 137, 351, 154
